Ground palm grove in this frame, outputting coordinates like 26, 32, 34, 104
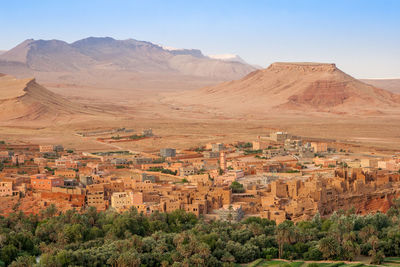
2, 200, 400, 266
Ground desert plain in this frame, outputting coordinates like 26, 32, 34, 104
0, 37, 399, 155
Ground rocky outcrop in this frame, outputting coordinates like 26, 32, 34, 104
267, 62, 338, 73
0, 74, 99, 122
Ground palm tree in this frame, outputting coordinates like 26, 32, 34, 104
227, 205, 233, 223
369, 235, 379, 252
359, 224, 376, 243
318, 236, 338, 260
368, 236, 385, 265
276, 221, 295, 258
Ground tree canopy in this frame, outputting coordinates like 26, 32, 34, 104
1, 202, 400, 266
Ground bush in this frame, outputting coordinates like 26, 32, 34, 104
148, 167, 177, 175
244, 149, 262, 155
230, 181, 245, 193
370, 250, 385, 265
129, 134, 145, 140
263, 247, 279, 259
303, 247, 322, 261
0, 245, 18, 266
9, 255, 36, 267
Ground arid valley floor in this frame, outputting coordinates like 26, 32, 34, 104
1, 78, 400, 154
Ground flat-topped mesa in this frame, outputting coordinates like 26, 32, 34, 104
172, 59, 400, 115
266, 62, 338, 73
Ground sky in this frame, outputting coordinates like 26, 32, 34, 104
0, 0, 399, 78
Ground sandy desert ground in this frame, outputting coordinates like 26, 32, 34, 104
0, 60, 399, 155
1, 80, 400, 154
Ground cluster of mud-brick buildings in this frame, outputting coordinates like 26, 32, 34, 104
0, 131, 399, 223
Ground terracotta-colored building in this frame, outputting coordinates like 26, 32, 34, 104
30, 175, 64, 191
311, 142, 328, 153
0, 181, 14, 197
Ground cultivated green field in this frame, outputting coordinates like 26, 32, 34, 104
243, 259, 400, 267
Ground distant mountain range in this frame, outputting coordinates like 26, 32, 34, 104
207, 54, 247, 64
361, 79, 400, 94
0, 37, 257, 90
2, 37, 399, 119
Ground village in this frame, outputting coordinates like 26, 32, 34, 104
1, 130, 399, 224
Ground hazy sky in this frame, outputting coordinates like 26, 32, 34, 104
1, 0, 399, 78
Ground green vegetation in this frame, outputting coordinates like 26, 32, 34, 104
3, 200, 400, 266
384, 256, 400, 265
0, 141, 5, 145
230, 181, 245, 193
42, 154, 57, 159
192, 146, 206, 152
152, 158, 165, 164
116, 165, 127, 169
246, 260, 375, 267
44, 167, 55, 175
244, 149, 262, 155
236, 142, 253, 149
110, 134, 145, 140
338, 162, 348, 168
148, 167, 177, 175
286, 169, 300, 173
66, 149, 74, 153
296, 163, 307, 169
197, 168, 206, 174
128, 134, 145, 140
44, 166, 55, 172
246, 260, 305, 266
